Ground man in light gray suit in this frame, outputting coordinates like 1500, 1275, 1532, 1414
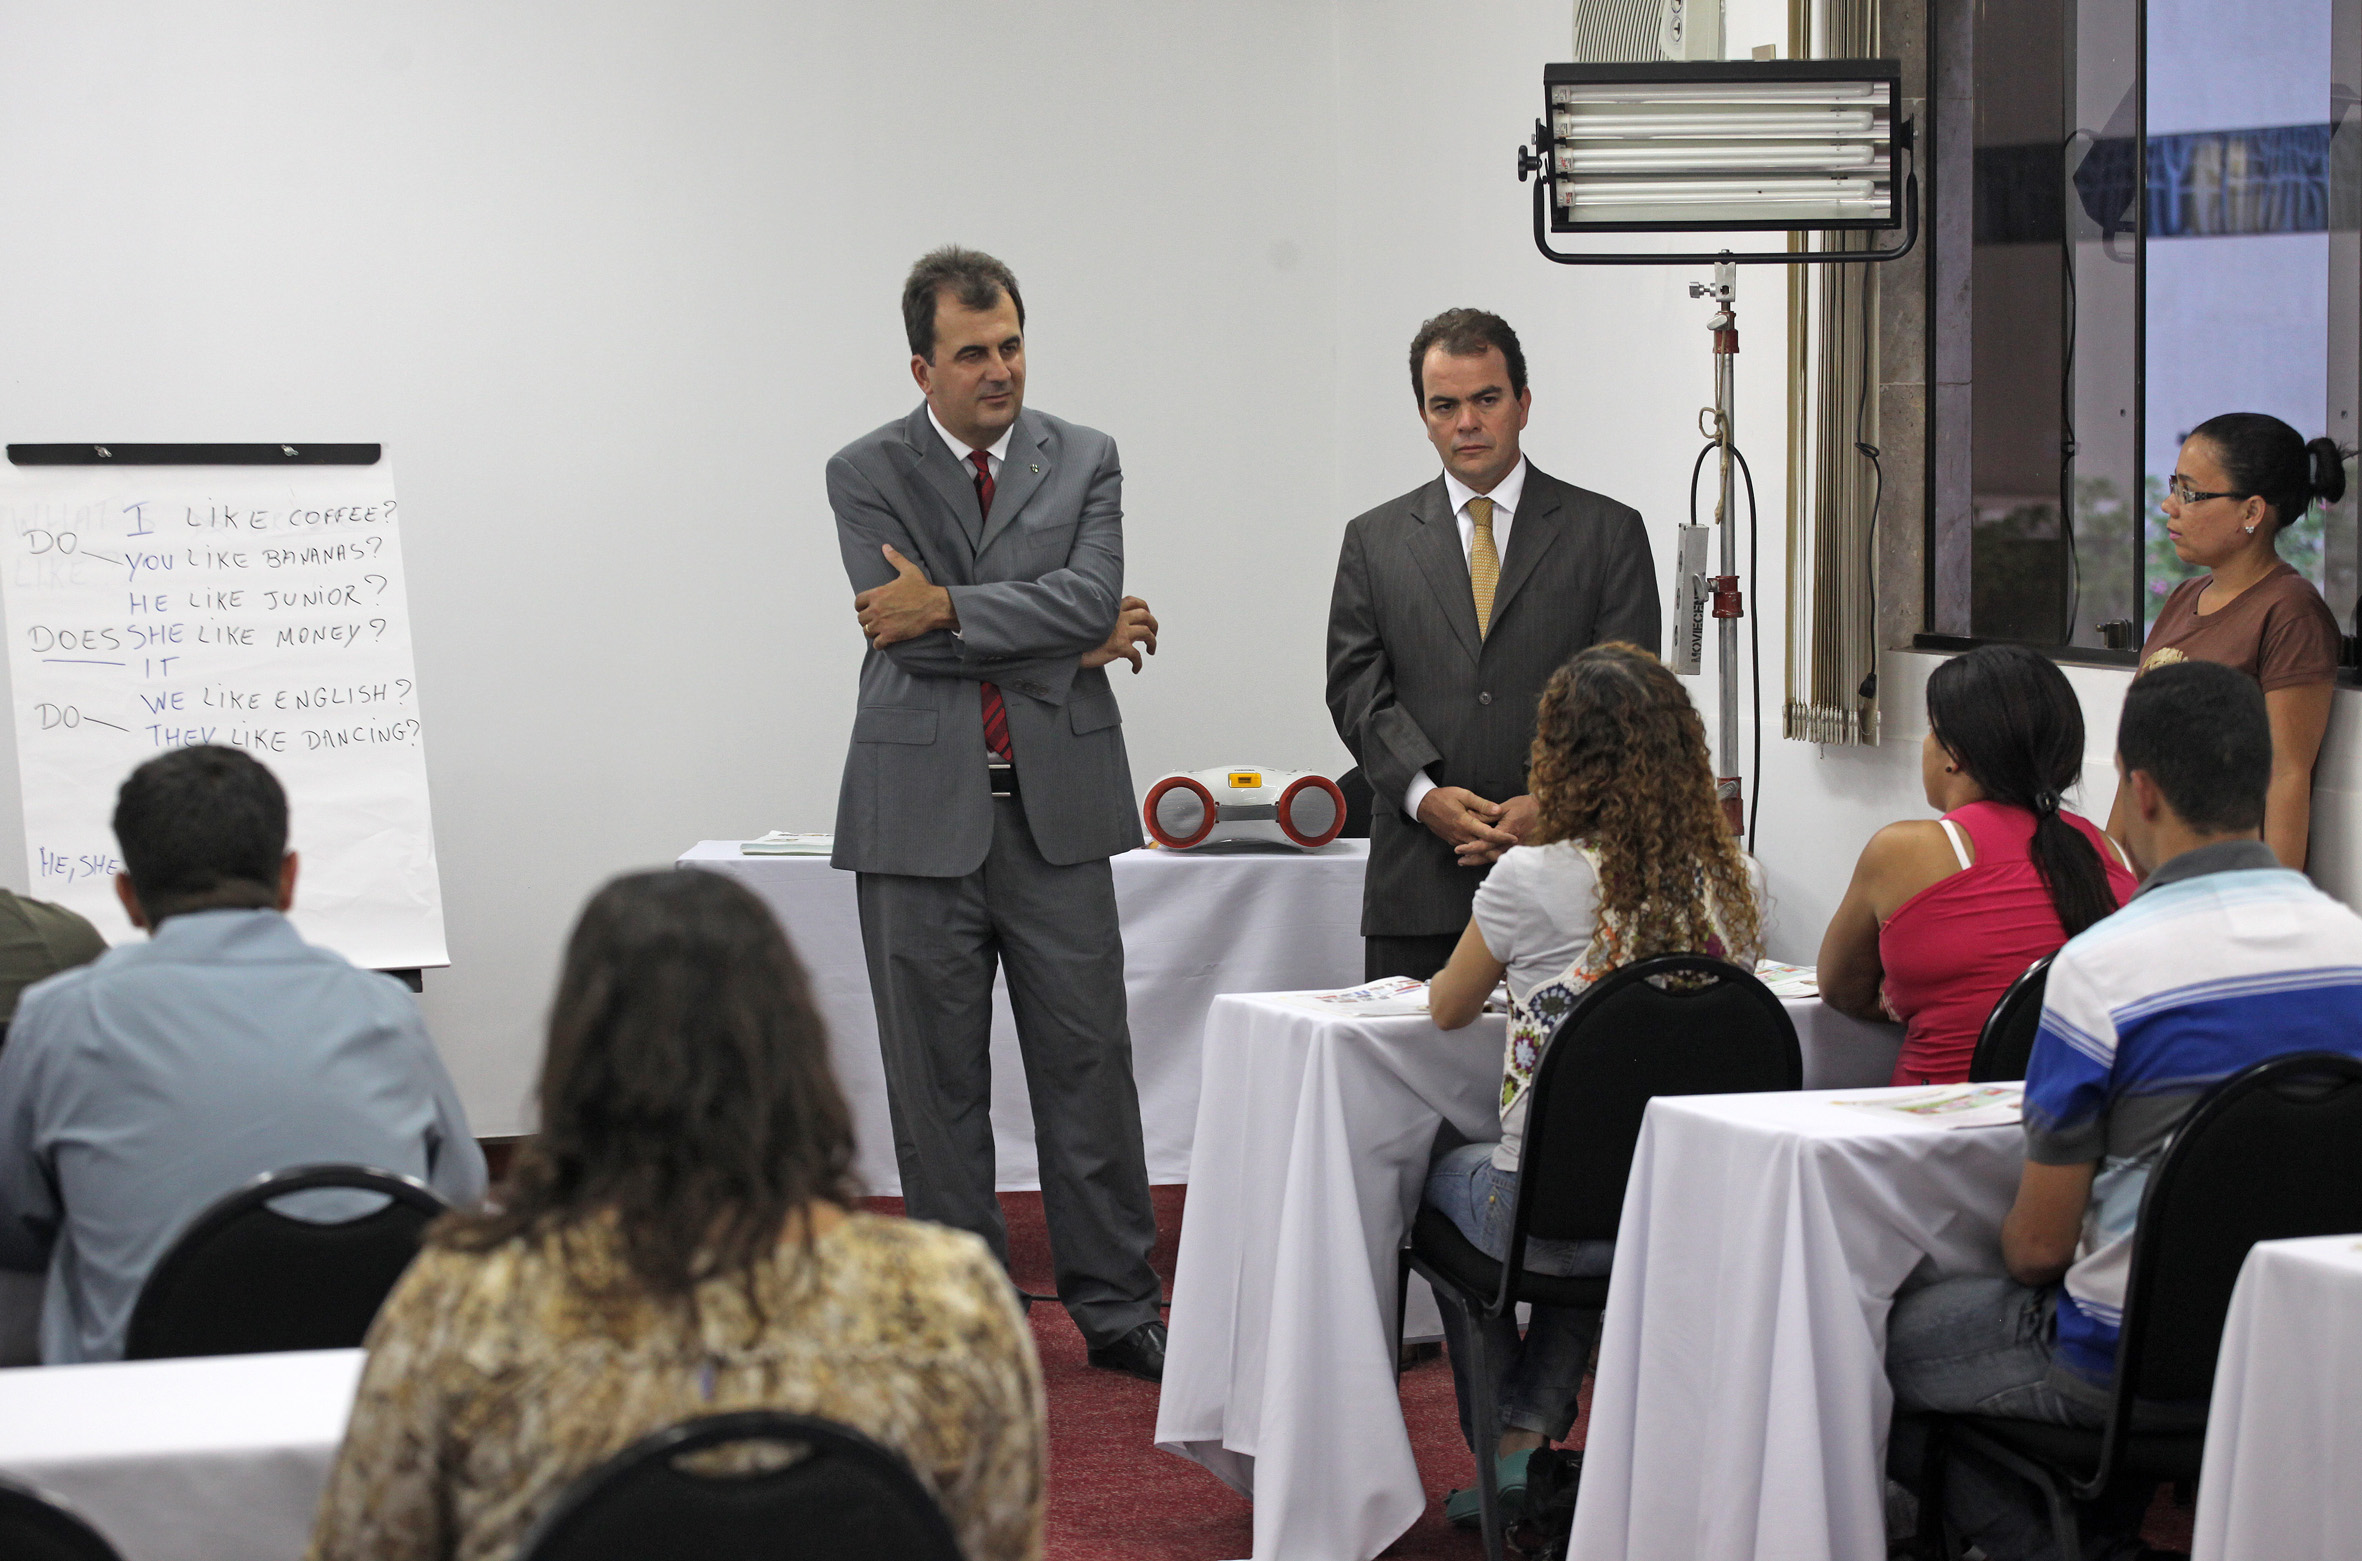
1328, 309, 1661, 980
828, 247, 1168, 1379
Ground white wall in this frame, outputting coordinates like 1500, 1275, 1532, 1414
0, 0, 1345, 1132
4, 2, 2352, 1132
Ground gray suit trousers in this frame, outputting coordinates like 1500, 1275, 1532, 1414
855, 796, 1162, 1348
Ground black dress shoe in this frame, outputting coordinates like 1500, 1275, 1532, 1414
1086, 1320, 1167, 1382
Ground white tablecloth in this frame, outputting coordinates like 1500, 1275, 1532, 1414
1156, 992, 1907, 1561
1157, 993, 1503, 1561
678, 839, 1368, 1194
2192, 1233, 2362, 1561
1569, 1089, 2025, 1561
0, 1348, 363, 1561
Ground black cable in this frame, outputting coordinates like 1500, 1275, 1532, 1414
1852, 251, 1885, 703
1734, 444, 1763, 857
2058, 130, 2082, 643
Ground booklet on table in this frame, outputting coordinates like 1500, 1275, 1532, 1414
742, 831, 835, 856
1830, 1082, 2025, 1129
1753, 959, 1820, 999
1273, 976, 1434, 1018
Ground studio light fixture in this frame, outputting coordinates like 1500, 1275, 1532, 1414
1518, 60, 1915, 264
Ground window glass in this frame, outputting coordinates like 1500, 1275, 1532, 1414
1947, 0, 2358, 652
2143, 0, 2341, 633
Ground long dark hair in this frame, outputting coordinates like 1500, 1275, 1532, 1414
437, 870, 858, 1302
1924, 645, 2115, 938
2189, 411, 2348, 534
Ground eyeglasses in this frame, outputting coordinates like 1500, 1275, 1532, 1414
2166, 475, 2247, 506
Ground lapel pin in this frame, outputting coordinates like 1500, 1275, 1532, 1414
1030, 464, 1040, 474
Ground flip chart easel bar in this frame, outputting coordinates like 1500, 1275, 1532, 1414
6, 444, 382, 466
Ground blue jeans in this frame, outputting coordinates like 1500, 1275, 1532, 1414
1885, 1274, 2194, 1560
1422, 1142, 1614, 1447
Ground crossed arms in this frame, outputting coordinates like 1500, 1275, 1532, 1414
829, 447, 1155, 686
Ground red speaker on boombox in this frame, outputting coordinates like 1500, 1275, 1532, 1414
1142, 767, 1347, 850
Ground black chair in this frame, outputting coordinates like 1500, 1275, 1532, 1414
1399, 954, 1803, 1561
0, 1475, 126, 1561
1336, 765, 1373, 840
1911, 1051, 2362, 1560
1966, 953, 2054, 1083
516, 1411, 966, 1561
123, 1163, 447, 1360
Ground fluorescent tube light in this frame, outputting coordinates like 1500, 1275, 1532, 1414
1537, 60, 1904, 233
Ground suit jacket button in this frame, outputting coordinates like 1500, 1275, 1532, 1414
1479, 691, 1493, 706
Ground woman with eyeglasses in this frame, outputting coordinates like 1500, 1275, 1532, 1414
2116, 412, 2347, 868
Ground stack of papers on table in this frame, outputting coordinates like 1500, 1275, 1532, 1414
1273, 976, 1433, 1018
1832, 1083, 2024, 1129
1754, 959, 1820, 999
741, 832, 834, 856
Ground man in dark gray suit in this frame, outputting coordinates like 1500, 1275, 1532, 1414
1328, 308, 1661, 980
829, 247, 1168, 1379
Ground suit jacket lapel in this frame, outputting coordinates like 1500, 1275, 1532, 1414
1485, 468, 1565, 643
977, 412, 1048, 556
894, 404, 987, 554
1408, 479, 1484, 666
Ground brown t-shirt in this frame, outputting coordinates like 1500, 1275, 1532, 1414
2139, 561, 2343, 691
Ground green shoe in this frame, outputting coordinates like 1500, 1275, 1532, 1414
1444, 1447, 1535, 1529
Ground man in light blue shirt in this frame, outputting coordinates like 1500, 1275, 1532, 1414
0, 746, 483, 1363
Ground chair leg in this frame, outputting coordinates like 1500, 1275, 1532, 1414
2035, 1466, 2081, 1561
1461, 1305, 1506, 1561
1909, 1416, 1950, 1561
1951, 1428, 2083, 1561
1393, 1247, 1410, 1386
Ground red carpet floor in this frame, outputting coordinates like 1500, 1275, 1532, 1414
867, 1187, 2192, 1559
861, 1185, 1555, 1560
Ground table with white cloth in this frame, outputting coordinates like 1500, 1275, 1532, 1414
1569, 1089, 2026, 1561
678, 839, 1368, 1194
1155, 991, 1907, 1561
0, 1348, 363, 1561
2192, 1233, 2362, 1561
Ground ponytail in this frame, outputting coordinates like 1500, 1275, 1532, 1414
2307, 436, 2348, 509
2025, 800, 2117, 939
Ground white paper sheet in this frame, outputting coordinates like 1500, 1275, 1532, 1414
0, 460, 446, 969
1270, 975, 1432, 1017
1830, 1082, 2025, 1129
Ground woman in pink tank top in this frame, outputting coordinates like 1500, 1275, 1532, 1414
1820, 646, 2137, 1083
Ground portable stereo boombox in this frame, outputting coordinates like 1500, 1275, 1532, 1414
1141, 767, 1347, 850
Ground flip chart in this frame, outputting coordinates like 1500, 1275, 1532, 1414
0, 458, 445, 968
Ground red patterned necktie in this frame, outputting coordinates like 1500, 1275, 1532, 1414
969, 451, 1011, 761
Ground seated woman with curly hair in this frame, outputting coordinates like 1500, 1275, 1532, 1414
307, 870, 1045, 1561
1423, 642, 1764, 1524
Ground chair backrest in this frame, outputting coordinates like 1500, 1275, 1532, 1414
516, 1411, 967, 1561
2114, 1051, 2362, 1413
124, 1163, 447, 1360
1967, 953, 2054, 1083
1513, 954, 1802, 1253
0, 1476, 126, 1561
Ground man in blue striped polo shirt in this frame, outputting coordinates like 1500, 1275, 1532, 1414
1885, 660, 2362, 1560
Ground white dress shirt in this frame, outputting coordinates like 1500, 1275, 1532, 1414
1403, 457, 1530, 822
928, 405, 1013, 483
927, 407, 1016, 646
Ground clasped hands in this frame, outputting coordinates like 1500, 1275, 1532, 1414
1420, 786, 1539, 867
854, 544, 1159, 672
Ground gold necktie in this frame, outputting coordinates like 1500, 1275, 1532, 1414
1468, 496, 1500, 639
